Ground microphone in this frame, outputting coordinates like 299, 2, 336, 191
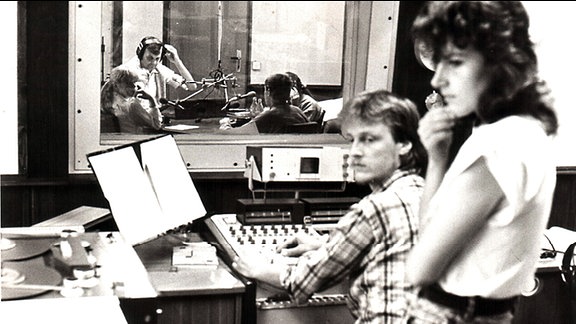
425, 91, 445, 110
227, 102, 241, 109
159, 98, 185, 110
228, 91, 257, 102
221, 91, 257, 110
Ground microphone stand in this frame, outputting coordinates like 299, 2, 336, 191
221, 97, 237, 111
159, 72, 237, 118
178, 72, 237, 103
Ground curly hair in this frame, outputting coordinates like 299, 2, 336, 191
412, 1, 557, 135
100, 67, 140, 113
338, 89, 428, 175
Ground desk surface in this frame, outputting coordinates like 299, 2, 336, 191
2, 230, 247, 323
1, 231, 245, 300
133, 233, 245, 297
100, 117, 248, 135
538, 226, 576, 273
163, 118, 224, 134
1, 232, 156, 301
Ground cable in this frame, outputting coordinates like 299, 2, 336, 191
540, 233, 560, 258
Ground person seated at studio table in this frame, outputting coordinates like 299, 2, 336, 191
286, 71, 324, 123
120, 36, 197, 110
100, 66, 163, 134
218, 73, 308, 134
231, 89, 428, 323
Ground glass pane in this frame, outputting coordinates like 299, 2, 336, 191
99, 1, 344, 136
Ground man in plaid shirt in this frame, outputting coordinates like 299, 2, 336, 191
233, 89, 427, 323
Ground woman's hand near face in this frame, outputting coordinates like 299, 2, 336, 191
135, 89, 160, 107
136, 88, 153, 100
418, 108, 456, 164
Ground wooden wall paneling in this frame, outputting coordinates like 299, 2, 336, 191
25, 1, 69, 178
549, 173, 576, 230
1, 182, 32, 227
392, 1, 433, 115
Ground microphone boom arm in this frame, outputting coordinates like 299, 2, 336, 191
179, 73, 236, 103
220, 91, 256, 111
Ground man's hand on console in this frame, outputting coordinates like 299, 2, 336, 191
276, 233, 323, 257
231, 249, 285, 290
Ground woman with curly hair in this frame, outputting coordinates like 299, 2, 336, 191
100, 66, 163, 134
403, 2, 558, 323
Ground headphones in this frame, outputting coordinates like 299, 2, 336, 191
561, 241, 575, 290
136, 36, 165, 60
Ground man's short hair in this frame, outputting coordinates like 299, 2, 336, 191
265, 73, 293, 102
136, 36, 164, 59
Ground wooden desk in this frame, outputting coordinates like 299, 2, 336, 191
1, 231, 156, 323
133, 233, 246, 324
100, 116, 234, 135
164, 113, 252, 134
512, 252, 573, 324
163, 117, 224, 134
1, 232, 156, 301
1, 231, 247, 324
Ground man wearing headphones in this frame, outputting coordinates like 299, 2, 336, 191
120, 36, 197, 109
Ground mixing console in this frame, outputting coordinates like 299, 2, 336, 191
204, 213, 354, 323
206, 214, 322, 265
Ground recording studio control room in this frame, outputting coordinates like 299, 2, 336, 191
2, 2, 575, 324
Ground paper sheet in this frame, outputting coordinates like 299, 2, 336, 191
163, 124, 199, 131
88, 147, 164, 245
87, 135, 207, 245
140, 135, 207, 228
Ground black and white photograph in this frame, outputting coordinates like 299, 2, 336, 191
1, 2, 575, 324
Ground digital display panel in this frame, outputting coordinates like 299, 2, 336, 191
300, 157, 320, 174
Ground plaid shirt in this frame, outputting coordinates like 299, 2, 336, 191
283, 169, 423, 323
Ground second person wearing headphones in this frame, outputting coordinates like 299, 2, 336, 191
120, 36, 197, 109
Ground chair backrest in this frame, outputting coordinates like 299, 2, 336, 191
322, 118, 342, 134
317, 109, 326, 125
286, 121, 322, 134
100, 80, 121, 133
101, 110, 121, 133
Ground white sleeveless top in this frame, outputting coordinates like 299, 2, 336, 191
431, 115, 557, 298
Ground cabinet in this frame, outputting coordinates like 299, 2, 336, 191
513, 270, 571, 324
132, 233, 247, 324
